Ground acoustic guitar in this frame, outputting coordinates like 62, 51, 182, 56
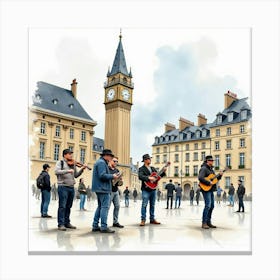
199, 167, 228, 191
145, 162, 171, 190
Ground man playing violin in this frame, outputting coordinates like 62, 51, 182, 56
138, 154, 166, 226
55, 148, 88, 231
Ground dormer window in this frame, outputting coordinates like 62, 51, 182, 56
52, 99, 58, 104
69, 103, 74, 109
179, 133, 184, 140
165, 135, 169, 142
228, 112, 233, 122
241, 110, 247, 120
34, 94, 41, 103
202, 129, 207, 137
196, 131, 200, 138
160, 136, 164, 142
187, 132, 191, 140
217, 115, 223, 124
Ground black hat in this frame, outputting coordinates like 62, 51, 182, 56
43, 163, 50, 170
238, 179, 243, 183
101, 149, 114, 157
205, 155, 214, 161
142, 154, 152, 162
63, 148, 73, 156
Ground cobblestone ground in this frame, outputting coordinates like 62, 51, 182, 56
29, 195, 251, 253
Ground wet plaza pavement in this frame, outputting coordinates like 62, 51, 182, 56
29, 196, 251, 254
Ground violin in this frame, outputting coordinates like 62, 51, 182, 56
66, 159, 92, 170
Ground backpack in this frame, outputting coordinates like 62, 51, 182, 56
36, 172, 46, 189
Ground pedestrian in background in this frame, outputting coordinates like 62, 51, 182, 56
157, 189, 161, 202
133, 188, 138, 202
175, 183, 183, 208
165, 179, 176, 209
123, 186, 130, 207
39, 164, 52, 218
190, 187, 195, 205
78, 178, 87, 211
216, 185, 223, 204
228, 183, 235, 207
236, 179, 246, 212
195, 187, 201, 205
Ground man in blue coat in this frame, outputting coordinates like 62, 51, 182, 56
92, 149, 120, 233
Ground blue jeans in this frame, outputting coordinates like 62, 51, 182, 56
229, 194, 234, 205
175, 196, 181, 208
141, 190, 156, 222
41, 190, 51, 215
57, 186, 75, 226
201, 190, 214, 224
92, 193, 111, 230
125, 197, 129, 207
110, 191, 120, 224
80, 194, 86, 210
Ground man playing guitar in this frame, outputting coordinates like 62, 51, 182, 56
138, 154, 167, 226
198, 155, 224, 229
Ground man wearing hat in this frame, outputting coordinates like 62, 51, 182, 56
55, 149, 87, 231
236, 179, 246, 212
92, 149, 120, 233
138, 154, 167, 226
39, 163, 52, 218
198, 155, 223, 229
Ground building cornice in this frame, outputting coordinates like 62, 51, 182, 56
30, 106, 97, 126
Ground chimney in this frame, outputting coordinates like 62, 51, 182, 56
179, 117, 194, 130
165, 122, 176, 132
71, 79, 78, 98
224, 90, 238, 108
197, 113, 207, 126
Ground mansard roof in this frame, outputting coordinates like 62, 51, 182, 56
32, 81, 94, 122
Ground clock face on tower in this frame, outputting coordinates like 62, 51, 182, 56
121, 89, 130, 101
107, 89, 115, 101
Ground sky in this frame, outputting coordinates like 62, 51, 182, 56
29, 28, 250, 164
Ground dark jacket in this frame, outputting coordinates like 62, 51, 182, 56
190, 189, 195, 199
78, 182, 87, 195
92, 157, 114, 193
165, 183, 176, 196
228, 185, 235, 195
123, 189, 130, 198
175, 186, 183, 197
109, 166, 121, 192
198, 162, 222, 192
237, 184, 245, 197
40, 171, 51, 191
133, 189, 138, 197
138, 165, 166, 192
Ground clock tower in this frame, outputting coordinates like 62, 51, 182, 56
104, 32, 134, 186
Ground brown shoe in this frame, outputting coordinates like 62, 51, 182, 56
207, 223, 217, 228
150, 220, 161, 225
140, 220, 145, 226
202, 223, 210, 229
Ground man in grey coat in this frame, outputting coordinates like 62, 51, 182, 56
55, 149, 87, 231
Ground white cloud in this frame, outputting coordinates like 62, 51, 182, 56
29, 28, 250, 163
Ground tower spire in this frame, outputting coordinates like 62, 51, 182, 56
109, 31, 129, 76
